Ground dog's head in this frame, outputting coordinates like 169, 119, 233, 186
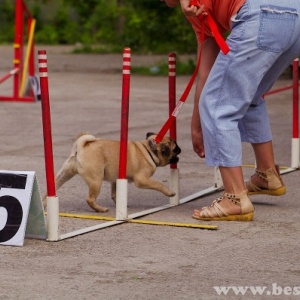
146, 132, 181, 166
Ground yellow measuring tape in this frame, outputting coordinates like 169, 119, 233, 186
58, 212, 218, 230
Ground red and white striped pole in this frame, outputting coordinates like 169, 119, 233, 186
168, 53, 180, 205
291, 58, 299, 168
13, 0, 24, 99
38, 50, 59, 241
168, 53, 177, 165
116, 48, 131, 220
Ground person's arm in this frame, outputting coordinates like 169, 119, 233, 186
191, 37, 219, 158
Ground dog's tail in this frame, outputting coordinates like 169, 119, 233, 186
56, 133, 96, 190
71, 133, 96, 155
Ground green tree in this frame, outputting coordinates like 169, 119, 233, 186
0, 0, 197, 54
0, 0, 15, 43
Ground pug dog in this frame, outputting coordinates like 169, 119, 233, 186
43, 132, 181, 213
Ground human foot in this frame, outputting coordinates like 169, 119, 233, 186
192, 190, 254, 221
246, 165, 286, 196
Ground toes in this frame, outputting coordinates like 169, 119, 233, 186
193, 209, 201, 217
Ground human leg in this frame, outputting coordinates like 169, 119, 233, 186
196, 2, 274, 216
201, 0, 300, 167
239, 32, 300, 196
193, 0, 300, 220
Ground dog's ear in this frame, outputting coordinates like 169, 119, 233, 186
146, 132, 156, 138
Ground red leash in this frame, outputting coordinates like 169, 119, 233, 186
154, 1, 229, 143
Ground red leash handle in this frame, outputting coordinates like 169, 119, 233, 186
189, 0, 229, 54
154, 0, 230, 143
207, 15, 229, 54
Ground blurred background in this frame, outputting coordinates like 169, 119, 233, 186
0, 0, 197, 54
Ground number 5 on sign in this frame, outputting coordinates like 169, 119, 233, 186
0, 171, 46, 246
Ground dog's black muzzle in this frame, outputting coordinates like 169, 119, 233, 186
170, 157, 179, 164
170, 144, 181, 163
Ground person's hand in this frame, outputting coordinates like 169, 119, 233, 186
191, 108, 205, 158
179, 0, 206, 17
191, 128, 205, 158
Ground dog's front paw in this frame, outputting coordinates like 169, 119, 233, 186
96, 207, 109, 213
168, 191, 176, 197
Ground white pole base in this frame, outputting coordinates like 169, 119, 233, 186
291, 138, 300, 169
169, 168, 180, 205
46, 196, 59, 241
116, 179, 128, 221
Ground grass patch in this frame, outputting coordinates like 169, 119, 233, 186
72, 45, 197, 76
72, 44, 123, 54
131, 58, 196, 76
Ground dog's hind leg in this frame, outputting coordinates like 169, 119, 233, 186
55, 156, 78, 190
42, 156, 78, 209
85, 177, 109, 213
111, 181, 116, 204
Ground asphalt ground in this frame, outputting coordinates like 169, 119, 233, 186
0, 45, 299, 299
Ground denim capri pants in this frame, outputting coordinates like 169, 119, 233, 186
200, 0, 300, 167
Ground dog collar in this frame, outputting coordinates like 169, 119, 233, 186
143, 143, 159, 166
